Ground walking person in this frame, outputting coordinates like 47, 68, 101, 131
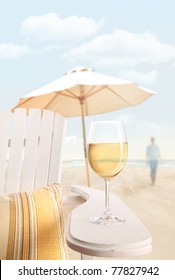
146, 137, 160, 185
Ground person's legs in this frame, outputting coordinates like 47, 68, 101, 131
150, 160, 158, 185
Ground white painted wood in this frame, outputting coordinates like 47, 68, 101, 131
81, 254, 94, 260
62, 195, 84, 205
66, 185, 152, 258
0, 111, 11, 195
20, 109, 41, 192
0, 109, 66, 194
48, 113, 66, 184
4, 109, 26, 195
34, 110, 54, 188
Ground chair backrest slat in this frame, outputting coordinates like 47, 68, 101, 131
34, 110, 55, 188
4, 109, 26, 194
48, 112, 66, 184
20, 109, 41, 192
0, 111, 11, 195
0, 109, 66, 195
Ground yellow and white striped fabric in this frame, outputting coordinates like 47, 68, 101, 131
0, 184, 68, 260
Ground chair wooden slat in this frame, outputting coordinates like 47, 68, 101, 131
34, 110, 55, 188
20, 109, 41, 192
48, 113, 66, 184
0, 111, 11, 195
4, 109, 26, 194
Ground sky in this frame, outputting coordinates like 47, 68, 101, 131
0, 0, 175, 160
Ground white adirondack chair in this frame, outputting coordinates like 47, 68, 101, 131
0, 109, 66, 195
0, 108, 152, 260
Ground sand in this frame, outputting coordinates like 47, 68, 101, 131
61, 163, 175, 260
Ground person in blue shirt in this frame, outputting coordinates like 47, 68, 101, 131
146, 137, 160, 185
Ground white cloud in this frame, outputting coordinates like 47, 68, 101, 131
119, 69, 158, 85
116, 112, 171, 136
114, 112, 136, 126
62, 29, 175, 67
0, 43, 30, 59
21, 13, 105, 41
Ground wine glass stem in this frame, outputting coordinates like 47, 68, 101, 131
104, 179, 111, 217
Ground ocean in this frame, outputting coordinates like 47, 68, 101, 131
63, 159, 175, 168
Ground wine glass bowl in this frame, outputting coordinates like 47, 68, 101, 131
88, 121, 128, 225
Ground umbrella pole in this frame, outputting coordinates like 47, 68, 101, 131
80, 101, 91, 187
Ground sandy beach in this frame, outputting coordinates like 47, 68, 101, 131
61, 163, 175, 260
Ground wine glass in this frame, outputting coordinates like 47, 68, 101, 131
88, 121, 128, 225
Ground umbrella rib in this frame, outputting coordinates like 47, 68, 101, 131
45, 92, 60, 108
59, 91, 78, 99
65, 89, 79, 98
106, 86, 133, 105
84, 86, 97, 97
85, 85, 133, 105
85, 86, 108, 98
13, 97, 35, 110
46, 91, 78, 108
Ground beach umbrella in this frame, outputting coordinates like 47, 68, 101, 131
13, 66, 155, 186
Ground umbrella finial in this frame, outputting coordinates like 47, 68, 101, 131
65, 66, 94, 75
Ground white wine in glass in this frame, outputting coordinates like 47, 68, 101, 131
88, 121, 128, 225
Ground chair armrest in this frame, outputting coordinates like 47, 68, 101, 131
62, 195, 85, 206
66, 184, 152, 258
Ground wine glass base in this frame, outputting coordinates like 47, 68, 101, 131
89, 215, 125, 225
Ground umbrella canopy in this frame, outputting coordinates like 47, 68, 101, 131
13, 66, 156, 186
14, 66, 155, 116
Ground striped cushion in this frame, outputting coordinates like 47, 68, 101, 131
0, 184, 68, 260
